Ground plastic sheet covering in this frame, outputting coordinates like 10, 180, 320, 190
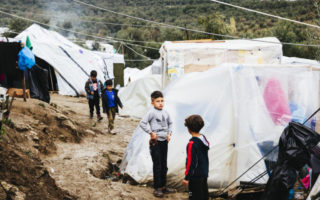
15, 24, 124, 96
160, 37, 282, 83
120, 64, 319, 189
18, 46, 35, 70
307, 176, 320, 200
261, 122, 320, 200
28, 64, 50, 103
118, 75, 161, 118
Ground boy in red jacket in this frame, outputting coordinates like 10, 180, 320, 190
182, 115, 210, 200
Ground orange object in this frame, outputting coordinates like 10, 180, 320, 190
7, 88, 30, 98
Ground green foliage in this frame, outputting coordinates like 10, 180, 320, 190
0, 125, 5, 139
3, 119, 15, 129
38, 103, 45, 108
0, 0, 319, 67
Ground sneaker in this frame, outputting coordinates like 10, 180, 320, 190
107, 128, 116, 135
97, 115, 103, 121
154, 188, 164, 198
162, 187, 176, 194
90, 114, 93, 119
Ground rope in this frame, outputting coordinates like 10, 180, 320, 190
210, 0, 320, 30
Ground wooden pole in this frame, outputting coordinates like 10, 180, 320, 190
22, 70, 26, 102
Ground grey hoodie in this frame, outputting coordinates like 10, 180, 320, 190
140, 107, 173, 141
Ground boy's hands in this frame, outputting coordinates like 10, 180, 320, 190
150, 132, 158, 140
91, 91, 94, 95
182, 180, 189, 186
166, 134, 171, 142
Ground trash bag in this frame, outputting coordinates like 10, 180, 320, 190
18, 46, 35, 71
261, 122, 320, 200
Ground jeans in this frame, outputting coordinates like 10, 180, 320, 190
107, 107, 116, 130
89, 98, 100, 115
150, 140, 168, 189
188, 178, 208, 200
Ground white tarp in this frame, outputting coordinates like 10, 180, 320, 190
120, 63, 319, 189
15, 24, 123, 96
282, 56, 320, 68
119, 75, 162, 118
160, 37, 282, 84
94, 51, 125, 80
307, 176, 320, 200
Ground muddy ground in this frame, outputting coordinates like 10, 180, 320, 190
0, 94, 187, 200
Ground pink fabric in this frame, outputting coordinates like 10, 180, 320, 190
263, 78, 291, 125
0, 74, 5, 82
301, 174, 310, 189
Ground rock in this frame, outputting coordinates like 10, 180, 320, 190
0, 186, 6, 199
85, 129, 95, 135
55, 113, 68, 121
61, 120, 77, 133
15, 123, 31, 132
1, 181, 26, 200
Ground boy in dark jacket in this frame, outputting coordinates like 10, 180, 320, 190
85, 70, 103, 120
182, 115, 210, 200
102, 79, 123, 134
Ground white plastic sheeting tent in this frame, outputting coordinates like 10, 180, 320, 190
120, 63, 319, 189
119, 75, 162, 118
15, 24, 123, 96
282, 56, 320, 68
307, 176, 320, 200
94, 51, 125, 80
160, 37, 282, 85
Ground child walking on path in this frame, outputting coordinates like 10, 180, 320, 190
85, 70, 103, 121
102, 79, 123, 134
139, 91, 175, 198
182, 115, 210, 200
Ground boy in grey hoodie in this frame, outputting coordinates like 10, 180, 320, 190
140, 91, 175, 198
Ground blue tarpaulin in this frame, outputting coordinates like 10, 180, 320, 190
18, 46, 35, 71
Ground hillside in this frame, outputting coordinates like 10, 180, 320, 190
0, 0, 319, 68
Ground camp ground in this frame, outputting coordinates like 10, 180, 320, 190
120, 63, 320, 190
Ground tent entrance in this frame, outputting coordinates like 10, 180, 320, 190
0, 42, 23, 88
35, 57, 58, 91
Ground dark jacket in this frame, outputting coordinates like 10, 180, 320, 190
101, 88, 123, 113
85, 78, 103, 100
185, 135, 210, 181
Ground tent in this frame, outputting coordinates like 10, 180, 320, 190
120, 63, 319, 189
0, 41, 51, 102
282, 56, 320, 68
15, 24, 124, 96
93, 51, 125, 87
119, 75, 162, 118
160, 37, 282, 86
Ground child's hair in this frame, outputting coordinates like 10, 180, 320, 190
90, 70, 97, 77
105, 79, 113, 86
151, 91, 163, 100
184, 115, 204, 133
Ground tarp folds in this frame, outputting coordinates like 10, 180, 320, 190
119, 75, 162, 118
120, 64, 319, 189
27, 64, 50, 103
261, 122, 320, 200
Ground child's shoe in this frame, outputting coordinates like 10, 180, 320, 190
154, 188, 164, 198
97, 115, 103, 121
90, 113, 93, 119
162, 187, 176, 194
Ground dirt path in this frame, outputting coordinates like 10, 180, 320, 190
42, 94, 186, 200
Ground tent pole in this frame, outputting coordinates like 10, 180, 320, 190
49, 67, 54, 91
22, 70, 26, 102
